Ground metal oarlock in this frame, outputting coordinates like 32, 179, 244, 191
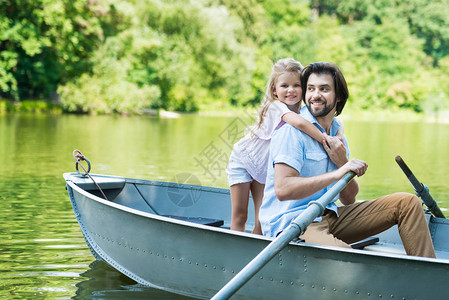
73, 149, 91, 176
72, 150, 108, 201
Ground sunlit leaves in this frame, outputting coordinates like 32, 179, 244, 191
3, 0, 449, 114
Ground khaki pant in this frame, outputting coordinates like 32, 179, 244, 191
300, 192, 436, 258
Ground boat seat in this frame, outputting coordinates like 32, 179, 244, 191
163, 215, 224, 227
350, 236, 380, 249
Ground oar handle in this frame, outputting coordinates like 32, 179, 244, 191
395, 155, 445, 219
395, 155, 413, 178
212, 171, 355, 300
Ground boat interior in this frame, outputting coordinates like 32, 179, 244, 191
66, 173, 449, 260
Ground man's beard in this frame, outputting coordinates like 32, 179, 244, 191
306, 98, 338, 118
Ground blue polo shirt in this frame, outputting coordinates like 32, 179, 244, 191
259, 106, 349, 237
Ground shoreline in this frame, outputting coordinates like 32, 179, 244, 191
198, 108, 449, 124
2, 99, 449, 123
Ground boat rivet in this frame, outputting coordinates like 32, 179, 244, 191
333, 288, 336, 291
270, 278, 273, 281
300, 283, 304, 287
260, 276, 263, 279
367, 293, 371, 296
345, 290, 348, 293
322, 287, 326, 290
172, 257, 174, 260
379, 295, 382, 298
312, 285, 315, 288
204, 264, 207, 267
280, 280, 283, 283
304, 269, 307, 272
232, 270, 235, 273
290, 282, 294, 285
196, 262, 199, 265
213, 266, 216, 269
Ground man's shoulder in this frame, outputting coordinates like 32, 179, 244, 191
271, 123, 308, 149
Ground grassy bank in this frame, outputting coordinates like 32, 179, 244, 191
2, 99, 449, 124
198, 105, 449, 123
0, 100, 62, 114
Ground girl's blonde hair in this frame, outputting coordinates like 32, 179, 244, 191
256, 58, 304, 129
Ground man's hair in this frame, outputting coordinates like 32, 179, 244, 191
301, 62, 349, 116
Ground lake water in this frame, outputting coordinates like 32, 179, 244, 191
1, 113, 449, 299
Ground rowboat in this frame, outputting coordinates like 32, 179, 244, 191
64, 170, 449, 299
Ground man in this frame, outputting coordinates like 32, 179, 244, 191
259, 62, 435, 258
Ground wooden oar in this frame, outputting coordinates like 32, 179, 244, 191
395, 155, 445, 218
212, 171, 356, 300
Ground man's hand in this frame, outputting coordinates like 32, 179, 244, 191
341, 158, 368, 177
323, 135, 348, 167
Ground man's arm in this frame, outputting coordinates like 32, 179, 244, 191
274, 159, 367, 201
338, 176, 359, 205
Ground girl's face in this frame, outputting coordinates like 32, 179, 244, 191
273, 72, 302, 107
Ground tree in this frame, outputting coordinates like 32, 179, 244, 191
0, 0, 123, 100
314, 0, 449, 65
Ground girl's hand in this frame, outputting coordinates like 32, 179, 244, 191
335, 118, 345, 141
335, 129, 344, 142
323, 135, 348, 167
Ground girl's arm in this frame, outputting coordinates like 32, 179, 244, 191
282, 111, 325, 143
335, 117, 344, 138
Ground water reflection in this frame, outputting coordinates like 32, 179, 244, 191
1, 114, 449, 299
75, 261, 196, 299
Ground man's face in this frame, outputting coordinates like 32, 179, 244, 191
304, 73, 339, 118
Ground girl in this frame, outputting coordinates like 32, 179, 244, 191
226, 58, 344, 234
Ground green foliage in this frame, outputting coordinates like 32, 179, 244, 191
0, 0, 124, 100
406, 0, 449, 65
0, 100, 61, 113
310, 0, 449, 112
316, 0, 449, 65
3, 0, 449, 114
0, 100, 9, 114
58, 36, 161, 114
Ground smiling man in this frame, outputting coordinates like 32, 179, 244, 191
259, 62, 436, 258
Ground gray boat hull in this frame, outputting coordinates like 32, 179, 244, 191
64, 173, 449, 299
